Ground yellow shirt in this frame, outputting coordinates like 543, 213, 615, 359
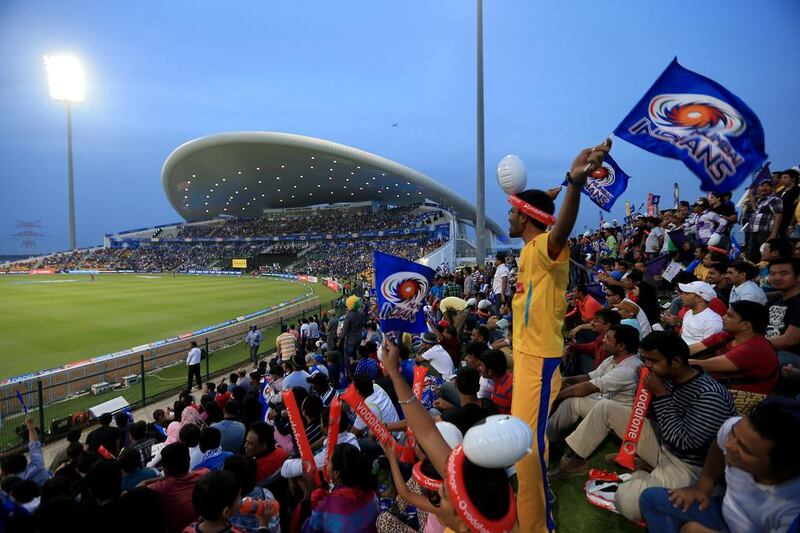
694, 263, 709, 282
512, 232, 569, 358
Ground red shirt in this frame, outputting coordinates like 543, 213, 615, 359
149, 469, 208, 533
700, 332, 779, 394
573, 337, 610, 369
491, 372, 513, 414
255, 446, 289, 483
576, 295, 602, 321
215, 391, 232, 410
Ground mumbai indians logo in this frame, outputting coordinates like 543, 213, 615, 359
380, 272, 429, 322
584, 163, 615, 207
628, 93, 747, 185
649, 94, 746, 136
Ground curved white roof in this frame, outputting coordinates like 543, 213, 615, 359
161, 131, 505, 237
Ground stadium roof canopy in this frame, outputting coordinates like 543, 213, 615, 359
161, 132, 505, 237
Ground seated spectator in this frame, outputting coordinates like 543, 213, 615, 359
83, 459, 165, 533
306, 353, 330, 379
678, 281, 723, 344
549, 332, 735, 522
48, 427, 82, 473
476, 349, 513, 415
0, 417, 49, 487
223, 454, 281, 533
301, 396, 325, 449
433, 366, 490, 435
706, 262, 732, 306
145, 442, 209, 533
303, 443, 378, 533
211, 400, 246, 453
307, 372, 335, 407
200, 382, 217, 407
280, 404, 360, 479
765, 258, 800, 369
565, 283, 603, 324
640, 399, 800, 533
53, 441, 84, 482
282, 354, 312, 392
86, 412, 121, 457
119, 448, 160, 491
183, 470, 242, 533
727, 260, 768, 305
414, 332, 455, 379
147, 409, 170, 442
548, 324, 641, 444
127, 420, 155, 467
245, 422, 288, 484
688, 300, 779, 394
115, 411, 132, 449
565, 309, 621, 374
178, 424, 205, 470
613, 300, 643, 336
215, 383, 233, 410
354, 344, 379, 380
193, 427, 234, 472
351, 374, 401, 440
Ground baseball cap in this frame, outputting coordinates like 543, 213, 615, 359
420, 332, 439, 345
466, 297, 478, 307
677, 281, 717, 302
477, 299, 492, 311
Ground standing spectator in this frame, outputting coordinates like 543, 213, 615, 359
211, 401, 246, 453
745, 179, 783, 262
678, 281, 723, 345
325, 309, 339, 348
307, 316, 321, 351
693, 197, 729, 246
491, 253, 510, 306
275, 325, 297, 362
462, 266, 474, 296
86, 412, 121, 457
779, 168, 800, 237
245, 325, 263, 366
340, 296, 366, 372
0, 416, 49, 487
145, 442, 209, 533
727, 261, 767, 305
506, 138, 610, 532
186, 341, 203, 392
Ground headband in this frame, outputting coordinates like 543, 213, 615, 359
507, 195, 556, 226
445, 445, 516, 533
412, 460, 443, 491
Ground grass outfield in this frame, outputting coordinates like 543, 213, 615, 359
0, 274, 336, 378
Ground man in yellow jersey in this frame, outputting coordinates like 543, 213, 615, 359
509, 138, 611, 532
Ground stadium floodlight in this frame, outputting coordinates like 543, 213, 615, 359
44, 54, 85, 250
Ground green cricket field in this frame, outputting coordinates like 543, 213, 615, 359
0, 274, 334, 379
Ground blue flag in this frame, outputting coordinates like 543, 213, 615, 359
749, 162, 772, 190
564, 154, 630, 212
374, 251, 436, 334
614, 58, 767, 193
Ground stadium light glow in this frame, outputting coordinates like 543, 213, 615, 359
44, 54, 85, 102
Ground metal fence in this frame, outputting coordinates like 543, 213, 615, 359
0, 295, 342, 454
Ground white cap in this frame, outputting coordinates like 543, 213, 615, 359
478, 299, 492, 310
602, 222, 612, 229
435, 421, 464, 449
466, 297, 477, 307
678, 281, 717, 302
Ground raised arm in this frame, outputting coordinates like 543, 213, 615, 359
548, 138, 612, 260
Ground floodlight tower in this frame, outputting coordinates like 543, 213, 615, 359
475, 0, 486, 265
44, 54, 85, 251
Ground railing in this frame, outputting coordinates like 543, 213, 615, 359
0, 295, 341, 455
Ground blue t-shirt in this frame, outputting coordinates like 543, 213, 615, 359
121, 467, 160, 491
211, 419, 247, 453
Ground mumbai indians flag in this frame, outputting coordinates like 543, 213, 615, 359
374, 251, 436, 334
614, 58, 767, 193
564, 154, 631, 212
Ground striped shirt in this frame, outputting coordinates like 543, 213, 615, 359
275, 332, 297, 361
651, 370, 735, 467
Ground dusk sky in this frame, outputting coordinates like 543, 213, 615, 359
1, 0, 798, 254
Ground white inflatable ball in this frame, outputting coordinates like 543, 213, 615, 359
496, 154, 528, 195
462, 415, 533, 468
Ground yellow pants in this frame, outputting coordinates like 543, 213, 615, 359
512, 354, 561, 533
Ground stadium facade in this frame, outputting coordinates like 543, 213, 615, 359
155, 131, 505, 266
